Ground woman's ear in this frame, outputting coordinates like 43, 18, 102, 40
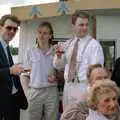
49, 34, 52, 39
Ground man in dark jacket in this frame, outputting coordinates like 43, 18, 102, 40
0, 14, 28, 120
111, 57, 120, 87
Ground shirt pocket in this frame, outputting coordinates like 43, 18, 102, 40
77, 55, 89, 68
31, 52, 41, 63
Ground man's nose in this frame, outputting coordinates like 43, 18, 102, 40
83, 25, 87, 29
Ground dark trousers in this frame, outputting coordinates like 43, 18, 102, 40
0, 109, 20, 120
0, 92, 20, 120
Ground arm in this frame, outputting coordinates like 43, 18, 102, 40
61, 102, 88, 120
89, 41, 104, 66
111, 58, 120, 87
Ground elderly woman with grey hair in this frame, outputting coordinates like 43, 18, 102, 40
86, 80, 120, 120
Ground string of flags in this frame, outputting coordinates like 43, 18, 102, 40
29, 1, 69, 18
29, 6, 41, 18
57, 1, 69, 15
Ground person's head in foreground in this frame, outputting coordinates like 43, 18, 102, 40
36, 21, 54, 46
0, 14, 20, 44
87, 79, 120, 119
87, 64, 109, 86
72, 10, 90, 38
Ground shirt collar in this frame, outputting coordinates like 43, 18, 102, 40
74, 34, 91, 41
0, 36, 8, 49
35, 45, 53, 56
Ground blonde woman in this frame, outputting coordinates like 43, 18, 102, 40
86, 80, 120, 120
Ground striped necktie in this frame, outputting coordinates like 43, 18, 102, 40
68, 39, 79, 81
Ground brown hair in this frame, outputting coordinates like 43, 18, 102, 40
72, 10, 89, 25
0, 14, 20, 26
87, 64, 103, 79
38, 21, 54, 44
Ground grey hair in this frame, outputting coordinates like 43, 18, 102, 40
87, 79, 120, 110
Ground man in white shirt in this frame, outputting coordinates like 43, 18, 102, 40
53, 10, 104, 110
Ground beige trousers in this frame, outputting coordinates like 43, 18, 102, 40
26, 86, 59, 120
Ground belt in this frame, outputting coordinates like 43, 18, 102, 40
67, 78, 87, 83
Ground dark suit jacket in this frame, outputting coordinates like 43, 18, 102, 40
0, 42, 28, 111
111, 57, 120, 87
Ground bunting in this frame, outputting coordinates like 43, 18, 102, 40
57, 1, 69, 15
29, 6, 41, 18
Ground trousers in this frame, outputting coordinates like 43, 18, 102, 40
26, 86, 59, 120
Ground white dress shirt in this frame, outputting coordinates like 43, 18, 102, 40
24, 46, 57, 88
53, 34, 104, 82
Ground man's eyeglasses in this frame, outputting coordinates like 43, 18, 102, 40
5, 26, 18, 32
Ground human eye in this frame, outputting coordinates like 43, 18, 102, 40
79, 23, 84, 27
104, 76, 108, 79
104, 98, 110, 103
113, 96, 117, 101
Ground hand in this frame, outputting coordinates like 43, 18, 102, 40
54, 45, 64, 59
48, 74, 57, 83
10, 64, 24, 75
15, 63, 31, 73
23, 68, 31, 73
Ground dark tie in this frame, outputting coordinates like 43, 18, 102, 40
68, 39, 79, 81
6, 45, 17, 94
6, 45, 14, 66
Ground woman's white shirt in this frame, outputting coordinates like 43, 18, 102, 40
24, 46, 57, 88
86, 109, 109, 120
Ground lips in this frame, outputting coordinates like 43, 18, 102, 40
107, 107, 116, 114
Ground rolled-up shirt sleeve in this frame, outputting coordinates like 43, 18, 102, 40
89, 41, 104, 66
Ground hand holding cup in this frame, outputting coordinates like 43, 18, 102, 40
55, 42, 65, 59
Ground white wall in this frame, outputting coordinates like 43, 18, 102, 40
96, 15, 120, 58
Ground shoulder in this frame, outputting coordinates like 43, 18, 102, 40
89, 38, 101, 47
115, 57, 120, 64
64, 37, 74, 45
61, 101, 89, 120
113, 57, 120, 70
26, 46, 37, 54
86, 109, 98, 120
87, 38, 103, 52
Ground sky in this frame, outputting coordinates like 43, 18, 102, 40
0, 0, 59, 47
